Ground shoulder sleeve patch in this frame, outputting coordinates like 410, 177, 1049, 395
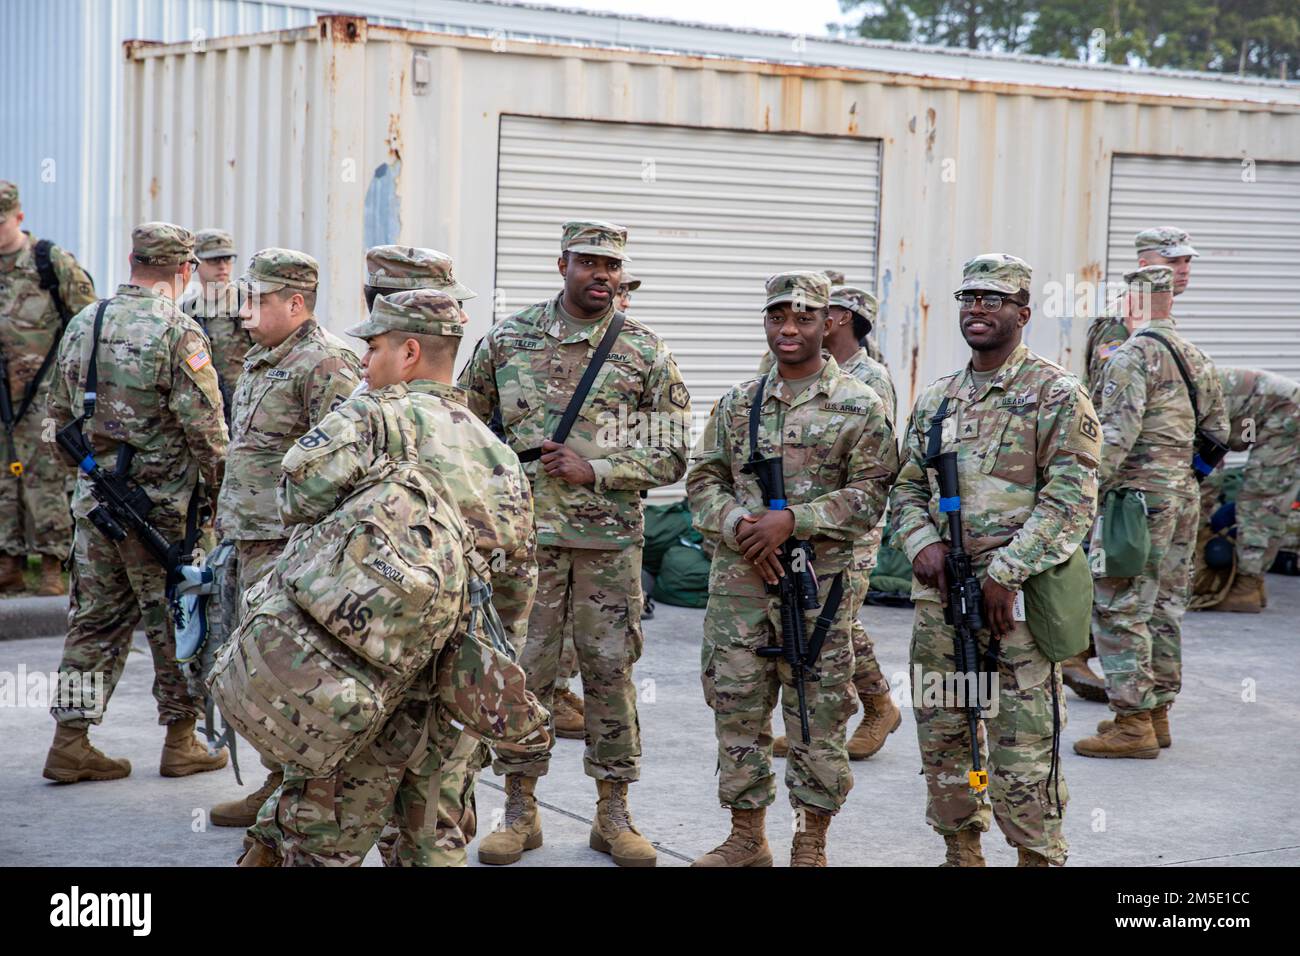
670, 382, 690, 409
186, 349, 212, 373
1064, 397, 1103, 462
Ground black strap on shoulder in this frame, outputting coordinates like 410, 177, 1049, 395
1136, 331, 1200, 422
924, 395, 953, 462
76, 300, 111, 428
517, 311, 626, 463
34, 239, 72, 324
748, 375, 767, 461
804, 571, 845, 664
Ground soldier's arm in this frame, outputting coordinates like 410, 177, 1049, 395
686, 391, 748, 551
45, 324, 80, 429
456, 334, 500, 425
1198, 359, 1230, 445
51, 246, 97, 314
278, 399, 377, 526
1097, 350, 1146, 490
302, 352, 362, 429
486, 463, 539, 651
986, 382, 1101, 590
588, 342, 692, 492
888, 403, 943, 562
167, 326, 228, 497
785, 393, 899, 542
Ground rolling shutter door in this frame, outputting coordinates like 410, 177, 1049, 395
495, 115, 882, 499
1107, 155, 1300, 379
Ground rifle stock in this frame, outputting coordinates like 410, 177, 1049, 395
0, 349, 21, 477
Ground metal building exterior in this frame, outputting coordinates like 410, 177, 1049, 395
111, 14, 1300, 421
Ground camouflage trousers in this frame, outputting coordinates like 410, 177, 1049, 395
1093, 490, 1197, 713
701, 572, 858, 814
249, 695, 442, 866
0, 402, 73, 558
50, 516, 200, 728
554, 620, 581, 692
910, 599, 1069, 864
851, 523, 889, 696
1230, 441, 1300, 575
493, 544, 645, 782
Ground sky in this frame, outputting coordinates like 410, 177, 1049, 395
540, 0, 859, 36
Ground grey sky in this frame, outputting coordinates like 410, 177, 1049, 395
546, 0, 858, 36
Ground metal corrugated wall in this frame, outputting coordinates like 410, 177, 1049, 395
1106, 155, 1300, 379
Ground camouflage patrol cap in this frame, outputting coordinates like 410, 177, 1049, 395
619, 272, 641, 293
346, 289, 465, 340
365, 245, 477, 300
1135, 226, 1198, 259
822, 269, 846, 285
764, 271, 831, 311
1124, 265, 1174, 293
131, 221, 196, 266
193, 228, 236, 260
561, 220, 629, 261
829, 285, 878, 326
957, 253, 1032, 296
239, 247, 318, 294
0, 181, 18, 220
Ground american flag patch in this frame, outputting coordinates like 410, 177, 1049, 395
186, 350, 212, 372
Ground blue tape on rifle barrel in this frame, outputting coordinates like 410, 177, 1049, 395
938, 495, 960, 513
79, 456, 96, 474
770, 499, 787, 510
1193, 455, 1212, 476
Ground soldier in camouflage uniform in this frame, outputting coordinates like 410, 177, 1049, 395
42, 222, 229, 783
1068, 227, 1200, 703
767, 284, 902, 764
181, 229, 251, 426
239, 289, 536, 866
688, 271, 898, 867
460, 219, 691, 868
208, 248, 361, 827
1201, 367, 1300, 612
1076, 266, 1228, 759
358, 245, 524, 866
0, 180, 96, 595
891, 255, 1100, 867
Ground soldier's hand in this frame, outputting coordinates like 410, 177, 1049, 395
982, 578, 1017, 637
540, 440, 595, 485
735, 509, 795, 565
912, 542, 950, 597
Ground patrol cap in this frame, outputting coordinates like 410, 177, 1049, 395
239, 247, 319, 294
346, 289, 465, 340
193, 228, 236, 260
365, 245, 477, 300
957, 253, 1032, 296
1135, 226, 1198, 259
829, 285, 878, 327
619, 272, 641, 293
822, 269, 846, 285
561, 219, 629, 261
131, 221, 196, 266
764, 271, 831, 311
0, 181, 18, 220
1124, 265, 1174, 294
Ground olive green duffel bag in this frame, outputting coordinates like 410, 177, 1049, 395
1022, 545, 1092, 662
1097, 488, 1151, 579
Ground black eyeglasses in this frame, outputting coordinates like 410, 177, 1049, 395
954, 292, 1019, 310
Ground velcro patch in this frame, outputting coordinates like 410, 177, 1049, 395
670, 382, 690, 409
1103, 381, 1118, 398
607, 352, 633, 364
266, 368, 292, 380
501, 336, 544, 350
186, 350, 211, 373
822, 401, 867, 415
296, 426, 333, 450
997, 393, 1038, 408
1098, 342, 1120, 361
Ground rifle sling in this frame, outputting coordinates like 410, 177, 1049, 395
1136, 331, 1201, 424
804, 571, 844, 664
516, 311, 626, 463
12, 240, 74, 426
924, 395, 953, 463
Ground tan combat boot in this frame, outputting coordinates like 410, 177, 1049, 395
43, 724, 132, 783
790, 808, 831, 867
1017, 846, 1053, 867
1061, 652, 1108, 703
1074, 710, 1159, 759
210, 770, 284, 827
1098, 702, 1171, 748
236, 840, 281, 867
552, 687, 586, 740
691, 808, 773, 867
847, 691, 902, 760
0, 554, 25, 592
1215, 573, 1264, 613
477, 774, 543, 865
940, 829, 986, 867
36, 555, 65, 596
160, 718, 229, 777
590, 780, 657, 867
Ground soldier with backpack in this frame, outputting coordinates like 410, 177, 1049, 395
0, 180, 97, 594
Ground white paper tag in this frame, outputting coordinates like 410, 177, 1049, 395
1012, 590, 1026, 622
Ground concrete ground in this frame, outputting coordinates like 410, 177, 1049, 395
1, 577, 1298, 868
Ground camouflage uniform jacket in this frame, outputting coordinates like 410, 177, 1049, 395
842, 346, 897, 424
1217, 367, 1300, 453
890, 344, 1101, 599
278, 379, 538, 647
47, 283, 227, 525
458, 294, 691, 549
1, 233, 96, 412
1083, 306, 1128, 406
687, 357, 899, 598
215, 317, 361, 541
182, 283, 251, 417
1097, 318, 1228, 498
